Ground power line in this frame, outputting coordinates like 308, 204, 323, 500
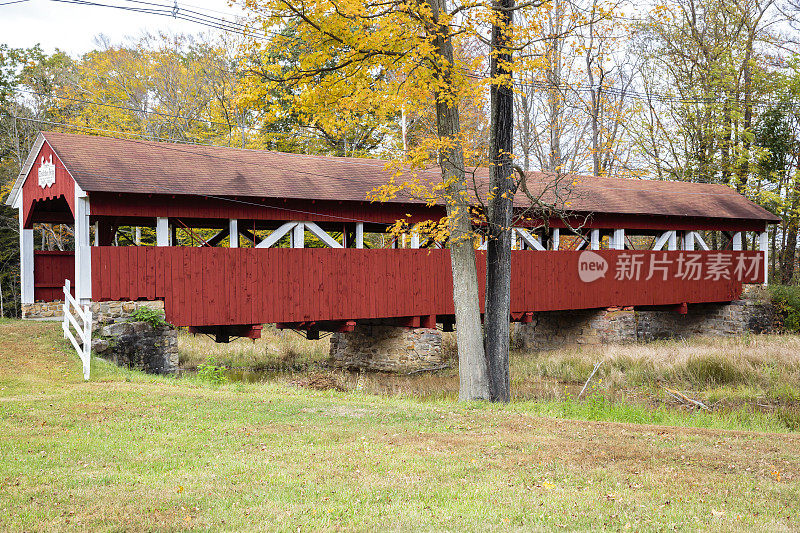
27, 157, 418, 225
34, 155, 762, 241
15, 88, 326, 139
12, 114, 430, 175
9, 1, 791, 195
48, 0, 278, 42
33, 0, 799, 110
12, 115, 443, 187
12, 115, 309, 147
46, 0, 800, 110
13, 115, 765, 203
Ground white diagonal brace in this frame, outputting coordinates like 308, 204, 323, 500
305, 222, 343, 248
516, 228, 545, 251
256, 222, 297, 248
691, 231, 710, 251
653, 231, 676, 251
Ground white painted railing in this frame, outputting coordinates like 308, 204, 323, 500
62, 279, 92, 380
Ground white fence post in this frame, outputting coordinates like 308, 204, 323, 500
62, 279, 92, 380
82, 305, 92, 380
62, 279, 70, 340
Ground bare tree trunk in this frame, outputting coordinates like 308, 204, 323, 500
429, 0, 489, 401
485, 0, 515, 403
737, 59, 753, 194
780, 187, 799, 284
520, 91, 531, 170
547, 55, 562, 172
721, 101, 733, 185
546, 16, 563, 173
585, 14, 601, 177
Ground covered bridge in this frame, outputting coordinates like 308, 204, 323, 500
8, 132, 778, 340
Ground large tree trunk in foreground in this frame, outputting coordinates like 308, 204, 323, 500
429, 0, 490, 401
485, 0, 515, 403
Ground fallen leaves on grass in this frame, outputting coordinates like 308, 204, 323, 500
293, 373, 349, 392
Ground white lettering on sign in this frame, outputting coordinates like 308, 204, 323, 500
38, 155, 56, 189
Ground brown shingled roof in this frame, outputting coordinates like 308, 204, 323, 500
37, 131, 779, 223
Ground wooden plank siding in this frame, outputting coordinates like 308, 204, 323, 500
33, 251, 74, 301
21, 142, 77, 228
90, 248, 764, 327
87, 192, 771, 233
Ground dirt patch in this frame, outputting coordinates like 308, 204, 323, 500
293, 373, 349, 392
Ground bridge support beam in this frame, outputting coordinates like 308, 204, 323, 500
355, 222, 364, 248
330, 324, 446, 373
17, 198, 34, 306
156, 217, 170, 246
229, 219, 238, 248
590, 229, 600, 250
759, 231, 769, 285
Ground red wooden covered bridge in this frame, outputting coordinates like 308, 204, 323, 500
8, 132, 778, 340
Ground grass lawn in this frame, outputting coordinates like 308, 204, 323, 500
1, 320, 799, 531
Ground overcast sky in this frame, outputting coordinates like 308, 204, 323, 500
1, 0, 242, 55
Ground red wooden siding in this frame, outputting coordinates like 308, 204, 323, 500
22, 142, 76, 228
87, 192, 768, 233
91, 248, 764, 327
34, 251, 74, 301
88, 193, 440, 227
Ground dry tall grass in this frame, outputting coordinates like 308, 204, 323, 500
178, 329, 800, 423
178, 326, 330, 371
517, 335, 800, 396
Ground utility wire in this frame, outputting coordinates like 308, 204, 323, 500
15, 88, 324, 139
43, 0, 800, 109
12, 114, 433, 174
9, 0, 789, 193
12, 115, 763, 202
12, 115, 305, 147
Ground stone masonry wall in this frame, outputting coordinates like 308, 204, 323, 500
25, 298, 178, 374
90, 300, 178, 374
22, 301, 65, 320
330, 325, 445, 373
513, 298, 775, 351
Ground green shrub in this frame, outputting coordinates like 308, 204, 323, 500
130, 306, 169, 328
767, 285, 800, 333
197, 358, 227, 385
